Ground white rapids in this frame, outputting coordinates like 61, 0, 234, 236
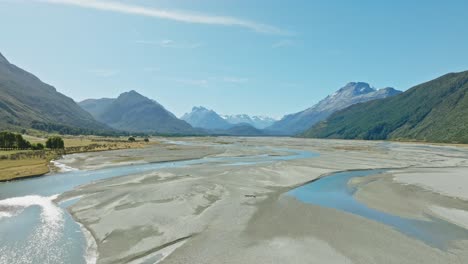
0, 195, 96, 264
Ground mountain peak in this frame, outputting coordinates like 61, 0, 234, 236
268, 81, 400, 135
118, 90, 147, 101
182, 106, 230, 130
0, 52, 9, 64
192, 106, 209, 112
346, 81, 370, 86
125, 90, 141, 96
303, 71, 468, 143
339, 82, 375, 95
83, 91, 192, 133
222, 114, 276, 129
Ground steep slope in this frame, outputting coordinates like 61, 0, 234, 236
0, 52, 109, 133
87, 91, 195, 134
303, 71, 468, 143
181, 106, 232, 130
221, 114, 276, 129
267, 82, 401, 135
79, 98, 115, 118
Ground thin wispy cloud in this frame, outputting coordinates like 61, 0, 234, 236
88, 68, 119, 77
173, 76, 249, 87
223, 77, 248, 84
136, 39, 203, 49
36, 0, 289, 35
272, 39, 296, 48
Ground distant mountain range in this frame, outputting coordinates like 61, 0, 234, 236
267, 82, 402, 135
181, 106, 276, 130
2, 51, 468, 142
303, 71, 468, 143
221, 114, 276, 129
0, 52, 109, 133
79, 91, 195, 134
180, 106, 267, 136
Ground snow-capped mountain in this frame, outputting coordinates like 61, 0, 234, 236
181, 106, 232, 130
181, 106, 277, 131
221, 114, 277, 129
267, 82, 402, 135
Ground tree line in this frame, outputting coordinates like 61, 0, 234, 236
30, 121, 151, 137
0, 131, 31, 149
0, 131, 64, 150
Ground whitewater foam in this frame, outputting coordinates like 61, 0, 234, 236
0, 211, 14, 220
76, 221, 98, 264
0, 195, 61, 222
51, 160, 79, 172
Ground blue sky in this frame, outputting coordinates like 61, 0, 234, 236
1, 0, 467, 118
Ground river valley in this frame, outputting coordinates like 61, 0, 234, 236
1, 137, 468, 264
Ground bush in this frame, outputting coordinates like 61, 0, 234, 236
31, 143, 45, 150
46, 136, 65, 149
128, 137, 136, 142
144, 138, 149, 142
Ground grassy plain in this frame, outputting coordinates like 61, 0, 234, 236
0, 135, 153, 181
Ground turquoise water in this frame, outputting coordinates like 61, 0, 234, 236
0, 146, 318, 264
288, 170, 468, 249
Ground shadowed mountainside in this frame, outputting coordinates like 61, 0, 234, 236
80, 91, 196, 134
0, 52, 110, 133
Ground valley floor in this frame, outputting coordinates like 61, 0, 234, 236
57, 137, 468, 264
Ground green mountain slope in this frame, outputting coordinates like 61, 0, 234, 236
303, 71, 468, 143
0, 52, 109, 133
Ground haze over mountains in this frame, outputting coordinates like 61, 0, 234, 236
180, 106, 268, 136
221, 114, 276, 129
0, 52, 109, 133
303, 71, 468, 143
0, 51, 276, 137
2, 51, 468, 143
79, 91, 195, 134
267, 82, 402, 135
79, 98, 114, 118
181, 106, 276, 130
181, 106, 232, 130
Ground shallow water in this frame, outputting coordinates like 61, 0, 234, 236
288, 170, 468, 249
0, 145, 317, 264
0, 195, 88, 264
2, 143, 467, 263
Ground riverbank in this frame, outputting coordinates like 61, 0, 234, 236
57, 137, 468, 264
0, 135, 153, 181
